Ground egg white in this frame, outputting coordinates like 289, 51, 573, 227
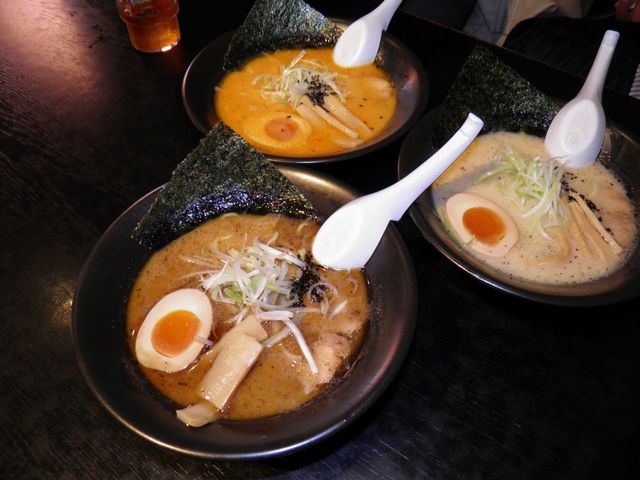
446, 192, 519, 258
135, 288, 213, 373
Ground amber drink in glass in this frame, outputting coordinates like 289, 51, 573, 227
116, 0, 181, 53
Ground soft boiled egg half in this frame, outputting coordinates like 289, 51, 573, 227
243, 112, 312, 150
445, 192, 518, 258
135, 288, 213, 373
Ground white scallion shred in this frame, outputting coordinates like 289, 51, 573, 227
258, 310, 294, 321
183, 239, 346, 374
477, 151, 568, 236
320, 296, 330, 316
329, 300, 348, 319
347, 276, 359, 295
253, 50, 345, 107
195, 336, 214, 347
225, 307, 247, 326
262, 325, 291, 348
276, 318, 318, 374
192, 240, 304, 310
296, 219, 311, 233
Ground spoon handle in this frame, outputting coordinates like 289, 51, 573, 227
579, 30, 619, 102
387, 113, 483, 220
369, 0, 403, 30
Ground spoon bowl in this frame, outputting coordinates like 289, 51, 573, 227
544, 30, 619, 168
333, 0, 403, 67
312, 113, 484, 269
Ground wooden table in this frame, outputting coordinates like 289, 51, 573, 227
2, 1, 639, 478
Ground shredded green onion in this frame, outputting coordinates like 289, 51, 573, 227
253, 50, 346, 107
223, 286, 243, 304
194, 238, 302, 308
477, 151, 567, 237
181, 237, 346, 374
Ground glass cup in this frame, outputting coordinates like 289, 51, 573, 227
116, 0, 181, 53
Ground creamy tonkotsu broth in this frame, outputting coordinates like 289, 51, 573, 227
215, 48, 396, 157
432, 132, 637, 285
127, 214, 369, 421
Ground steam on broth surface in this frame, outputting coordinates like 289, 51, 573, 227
127, 214, 368, 423
215, 48, 396, 157
432, 131, 637, 285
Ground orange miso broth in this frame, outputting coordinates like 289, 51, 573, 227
127, 214, 369, 421
215, 48, 397, 157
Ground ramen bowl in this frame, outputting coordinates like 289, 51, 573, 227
182, 21, 428, 164
72, 165, 417, 459
398, 109, 640, 307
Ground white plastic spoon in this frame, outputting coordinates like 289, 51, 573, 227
312, 113, 484, 270
544, 30, 619, 168
333, 0, 403, 67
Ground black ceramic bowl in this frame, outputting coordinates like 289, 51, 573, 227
181, 21, 428, 164
72, 165, 417, 459
398, 109, 640, 307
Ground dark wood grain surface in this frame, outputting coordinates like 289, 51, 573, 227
2, 1, 639, 478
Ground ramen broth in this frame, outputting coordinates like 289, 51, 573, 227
432, 132, 637, 285
127, 214, 369, 420
215, 48, 397, 157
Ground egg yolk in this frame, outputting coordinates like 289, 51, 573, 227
151, 310, 200, 357
462, 207, 506, 245
265, 117, 298, 141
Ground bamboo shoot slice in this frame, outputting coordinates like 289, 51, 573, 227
199, 332, 263, 410
323, 95, 372, 139
572, 195, 623, 255
330, 137, 365, 149
176, 401, 220, 427
295, 103, 324, 129
301, 96, 358, 139
565, 197, 592, 257
568, 201, 606, 261
199, 315, 267, 363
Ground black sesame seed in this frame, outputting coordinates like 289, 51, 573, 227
307, 76, 329, 106
291, 254, 323, 305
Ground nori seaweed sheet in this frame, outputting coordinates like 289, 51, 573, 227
223, 0, 341, 71
133, 123, 317, 250
432, 46, 560, 148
